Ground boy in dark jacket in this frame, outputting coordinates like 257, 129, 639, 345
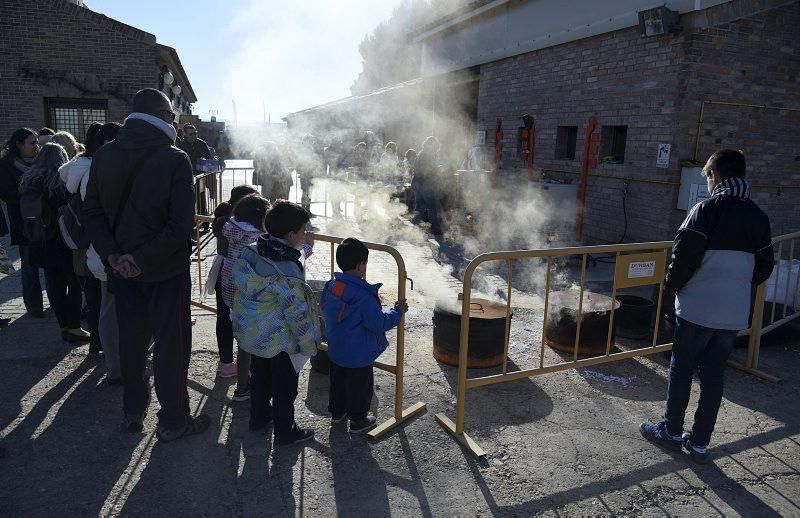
640, 149, 774, 463
321, 238, 408, 433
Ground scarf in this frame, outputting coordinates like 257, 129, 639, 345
124, 112, 177, 143
12, 157, 33, 174
257, 235, 303, 272
712, 177, 751, 199
230, 217, 260, 234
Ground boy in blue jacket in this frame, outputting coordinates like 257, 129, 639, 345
321, 238, 408, 433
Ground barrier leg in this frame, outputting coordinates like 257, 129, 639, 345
727, 283, 781, 383
435, 285, 487, 458
370, 264, 427, 439
435, 413, 486, 458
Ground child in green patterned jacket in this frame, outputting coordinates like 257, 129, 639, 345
232, 200, 321, 445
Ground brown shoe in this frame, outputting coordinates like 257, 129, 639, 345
156, 414, 211, 442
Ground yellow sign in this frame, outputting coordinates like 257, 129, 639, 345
614, 251, 667, 289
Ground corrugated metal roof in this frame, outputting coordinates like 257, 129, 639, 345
287, 78, 426, 118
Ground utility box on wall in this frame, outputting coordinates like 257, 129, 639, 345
677, 167, 709, 210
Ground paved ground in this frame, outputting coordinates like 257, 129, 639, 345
1, 188, 798, 516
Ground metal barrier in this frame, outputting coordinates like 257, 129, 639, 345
729, 230, 800, 383
191, 214, 217, 314
312, 234, 426, 438
219, 167, 253, 203
188, 227, 426, 439
437, 233, 798, 457
194, 171, 222, 218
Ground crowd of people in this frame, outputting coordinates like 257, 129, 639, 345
0, 88, 408, 442
248, 129, 450, 234
0, 87, 775, 460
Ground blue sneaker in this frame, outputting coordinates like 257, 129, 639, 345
682, 432, 709, 464
639, 421, 683, 451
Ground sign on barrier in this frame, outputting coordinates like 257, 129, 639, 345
615, 252, 666, 287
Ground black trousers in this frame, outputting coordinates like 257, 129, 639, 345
328, 362, 374, 421
250, 352, 298, 438
81, 276, 102, 348
112, 271, 192, 429
44, 264, 82, 330
214, 281, 233, 364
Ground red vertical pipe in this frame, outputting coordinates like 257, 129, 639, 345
527, 118, 536, 181
576, 113, 598, 241
492, 118, 503, 186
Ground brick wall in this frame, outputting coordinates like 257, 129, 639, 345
675, 1, 800, 237
0, 0, 159, 141
476, 0, 800, 243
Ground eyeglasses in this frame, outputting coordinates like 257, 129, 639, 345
160, 109, 176, 122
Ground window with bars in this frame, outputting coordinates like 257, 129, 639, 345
45, 98, 108, 142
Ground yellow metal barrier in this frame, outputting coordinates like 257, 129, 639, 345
189, 224, 426, 439
729, 230, 800, 383
191, 215, 217, 315
437, 232, 798, 457
312, 234, 427, 438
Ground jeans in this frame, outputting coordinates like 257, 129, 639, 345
664, 317, 737, 446
19, 245, 43, 314
112, 271, 192, 429
99, 281, 120, 379
44, 264, 82, 329
411, 182, 445, 234
81, 276, 102, 348
299, 172, 312, 209
215, 281, 233, 364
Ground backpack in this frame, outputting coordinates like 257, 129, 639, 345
19, 189, 56, 245
58, 193, 91, 251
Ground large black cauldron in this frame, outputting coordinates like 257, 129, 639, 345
615, 294, 655, 340
545, 290, 619, 357
433, 298, 511, 368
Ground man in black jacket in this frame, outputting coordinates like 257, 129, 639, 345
640, 149, 774, 463
179, 124, 214, 217
178, 124, 212, 174
83, 88, 210, 441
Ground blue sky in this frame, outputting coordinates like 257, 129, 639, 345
87, 0, 398, 123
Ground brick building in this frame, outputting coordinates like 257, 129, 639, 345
0, 0, 197, 143
287, 0, 800, 243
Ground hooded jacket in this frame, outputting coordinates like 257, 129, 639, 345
59, 156, 106, 281
231, 236, 321, 359
666, 177, 774, 330
220, 218, 263, 307
59, 156, 92, 198
82, 116, 194, 283
320, 272, 402, 368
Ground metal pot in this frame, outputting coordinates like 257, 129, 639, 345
615, 295, 655, 340
432, 297, 511, 368
544, 290, 619, 357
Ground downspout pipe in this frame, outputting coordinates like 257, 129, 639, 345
576, 113, 598, 242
